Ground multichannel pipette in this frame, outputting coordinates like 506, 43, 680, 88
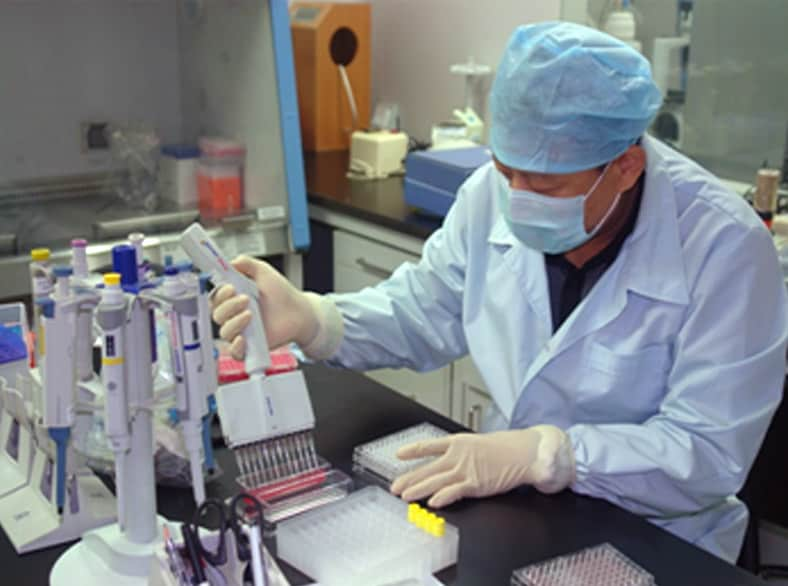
180, 223, 319, 487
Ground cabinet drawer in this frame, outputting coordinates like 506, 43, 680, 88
334, 230, 418, 291
366, 367, 451, 417
451, 356, 491, 429
333, 229, 449, 415
458, 384, 493, 432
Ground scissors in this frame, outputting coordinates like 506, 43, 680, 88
181, 492, 267, 586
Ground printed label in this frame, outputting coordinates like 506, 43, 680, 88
257, 205, 286, 221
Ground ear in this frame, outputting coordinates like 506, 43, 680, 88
612, 145, 646, 192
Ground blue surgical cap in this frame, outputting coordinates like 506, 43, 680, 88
490, 21, 663, 174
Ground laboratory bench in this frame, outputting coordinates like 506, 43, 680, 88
0, 364, 768, 585
304, 150, 443, 240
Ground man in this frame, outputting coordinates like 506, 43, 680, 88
211, 22, 787, 563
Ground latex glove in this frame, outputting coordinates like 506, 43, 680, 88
390, 425, 575, 508
210, 255, 343, 360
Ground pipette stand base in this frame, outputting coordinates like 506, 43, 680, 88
50, 516, 169, 586
0, 445, 115, 554
0, 415, 34, 498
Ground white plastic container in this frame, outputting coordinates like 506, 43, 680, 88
277, 486, 459, 586
604, 10, 642, 53
159, 145, 199, 208
353, 422, 449, 485
29, 248, 52, 360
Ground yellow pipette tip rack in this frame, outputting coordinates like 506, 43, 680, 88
103, 273, 121, 286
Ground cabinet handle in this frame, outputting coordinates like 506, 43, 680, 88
355, 258, 392, 280
467, 404, 483, 431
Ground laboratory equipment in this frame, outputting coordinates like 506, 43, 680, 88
290, 2, 371, 152
181, 494, 266, 586
652, 37, 690, 99
404, 146, 491, 217
150, 497, 291, 586
370, 102, 401, 132
0, 266, 116, 554
195, 272, 219, 476
353, 422, 449, 486
430, 58, 491, 150
0, 303, 29, 385
602, 0, 641, 53
510, 543, 656, 586
198, 137, 246, 218
108, 124, 161, 213
29, 247, 52, 362
69, 238, 106, 451
0, 304, 33, 500
277, 485, 459, 586
159, 144, 200, 208
181, 222, 352, 523
46, 236, 213, 585
754, 168, 781, 228
348, 130, 409, 180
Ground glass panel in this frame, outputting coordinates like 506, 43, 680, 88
571, 0, 788, 184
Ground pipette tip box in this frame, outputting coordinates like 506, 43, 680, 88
237, 458, 352, 526
352, 422, 449, 486
510, 543, 656, 586
277, 485, 459, 586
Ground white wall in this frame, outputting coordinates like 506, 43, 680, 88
178, 0, 288, 210
0, 0, 181, 184
369, 0, 560, 140
291, 0, 561, 140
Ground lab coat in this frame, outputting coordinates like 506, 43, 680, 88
329, 136, 788, 563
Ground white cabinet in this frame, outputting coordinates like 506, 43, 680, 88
451, 356, 492, 431
333, 230, 452, 417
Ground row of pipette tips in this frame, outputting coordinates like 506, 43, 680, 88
234, 430, 320, 487
407, 503, 446, 537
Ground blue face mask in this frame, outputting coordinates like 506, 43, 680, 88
497, 164, 620, 254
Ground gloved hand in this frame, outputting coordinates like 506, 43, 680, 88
390, 425, 575, 508
210, 255, 343, 360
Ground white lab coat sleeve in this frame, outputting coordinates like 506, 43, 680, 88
326, 184, 472, 372
567, 224, 788, 518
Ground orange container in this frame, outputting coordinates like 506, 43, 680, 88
197, 137, 246, 217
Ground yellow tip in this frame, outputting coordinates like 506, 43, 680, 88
407, 503, 420, 523
414, 508, 429, 530
103, 273, 121, 286
425, 512, 438, 535
31, 248, 51, 261
434, 517, 445, 537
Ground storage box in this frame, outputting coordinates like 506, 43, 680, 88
404, 146, 491, 217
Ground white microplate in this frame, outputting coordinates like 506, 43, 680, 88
277, 486, 459, 586
352, 422, 449, 484
511, 543, 656, 586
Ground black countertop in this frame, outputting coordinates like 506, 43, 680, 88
305, 151, 444, 240
2, 365, 766, 585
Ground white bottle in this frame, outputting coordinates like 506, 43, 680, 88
604, 0, 642, 53
30, 247, 53, 360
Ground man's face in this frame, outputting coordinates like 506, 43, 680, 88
493, 156, 605, 198
492, 146, 646, 233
